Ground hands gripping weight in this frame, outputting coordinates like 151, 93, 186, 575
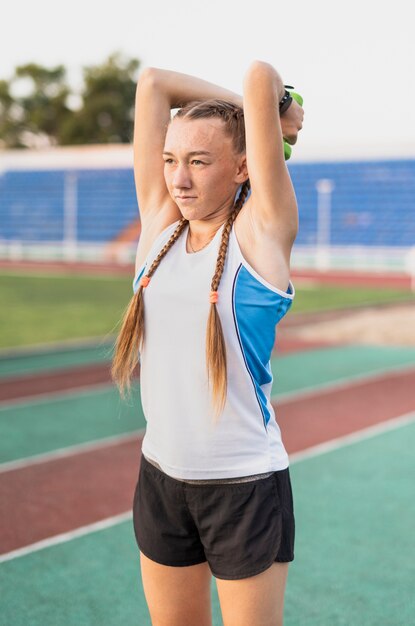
282, 89, 304, 160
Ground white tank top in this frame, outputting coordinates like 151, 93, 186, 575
133, 218, 295, 480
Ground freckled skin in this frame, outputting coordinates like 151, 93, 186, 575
163, 117, 248, 242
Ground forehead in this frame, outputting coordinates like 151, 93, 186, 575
164, 117, 232, 156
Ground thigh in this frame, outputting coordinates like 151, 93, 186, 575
140, 552, 213, 626
215, 561, 289, 626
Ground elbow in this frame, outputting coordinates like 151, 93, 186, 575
136, 67, 159, 91
248, 60, 274, 73
244, 60, 281, 85
243, 62, 283, 100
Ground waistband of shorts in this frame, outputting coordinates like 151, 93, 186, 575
142, 453, 276, 484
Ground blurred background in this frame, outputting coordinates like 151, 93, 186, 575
1, 1, 414, 625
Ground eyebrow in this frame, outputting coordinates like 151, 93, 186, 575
162, 150, 213, 157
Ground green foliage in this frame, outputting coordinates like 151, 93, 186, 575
14, 63, 71, 148
0, 78, 26, 148
59, 52, 140, 145
0, 51, 141, 149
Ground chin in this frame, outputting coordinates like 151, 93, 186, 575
179, 207, 198, 220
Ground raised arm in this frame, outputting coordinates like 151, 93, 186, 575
133, 69, 176, 225
242, 61, 303, 259
133, 67, 243, 227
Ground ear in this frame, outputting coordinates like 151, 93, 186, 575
234, 153, 249, 184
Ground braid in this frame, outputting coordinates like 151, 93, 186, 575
211, 180, 250, 291
206, 179, 251, 422
113, 97, 249, 410
145, 218, 188, 280
111, 217, 188, 395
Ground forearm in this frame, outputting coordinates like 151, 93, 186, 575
141, 67, 243, 109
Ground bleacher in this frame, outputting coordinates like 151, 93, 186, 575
289, 159, 415, 247
0, 158, 414, 247
0, 169, 137, 243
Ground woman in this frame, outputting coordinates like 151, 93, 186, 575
112, 61, 304, 626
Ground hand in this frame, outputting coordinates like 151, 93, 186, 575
280, 98, 304, 145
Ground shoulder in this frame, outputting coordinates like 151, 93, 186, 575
135, 214, 180, 272
134, 218, 182, 278
233, 196, 293, 295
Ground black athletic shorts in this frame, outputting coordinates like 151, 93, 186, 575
132, 452, 295, 580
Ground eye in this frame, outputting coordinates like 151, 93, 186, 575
164, 158, 174, 164
191, 159, 204, 165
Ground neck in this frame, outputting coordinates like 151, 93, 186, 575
187, 221, 223, 253
187, 205, 233, 243
188, 221, 222, 246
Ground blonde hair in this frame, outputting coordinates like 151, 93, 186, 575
112, 98, 250, 421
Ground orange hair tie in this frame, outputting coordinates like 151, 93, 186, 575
210, 290, 219, 304
140, 275, 151, 288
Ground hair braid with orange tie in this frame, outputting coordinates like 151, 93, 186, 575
111, 98, 250, 422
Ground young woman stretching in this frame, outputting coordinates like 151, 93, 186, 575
112, 61, 304, 626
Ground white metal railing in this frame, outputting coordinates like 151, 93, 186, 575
290, 244, 415, 275
0, 240, 136, 264
1, 240, 414, 288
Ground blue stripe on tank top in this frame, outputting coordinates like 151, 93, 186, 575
132, 264, 147, 294
232, 264, 293, 428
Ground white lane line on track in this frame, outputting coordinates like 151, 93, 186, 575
0, 512, 133, 564
1, 361, 414, 411
272, 362, 415, 404
1, 410, 415, 564
0, 429, 145, 474
0, 381, 116, 410
289, 410, 415, 464
1, 363, 415, 471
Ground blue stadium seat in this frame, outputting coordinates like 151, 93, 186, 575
0, 160, 414, 246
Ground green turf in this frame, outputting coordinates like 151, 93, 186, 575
2, 344, 415, 464
0, 522, 153, 626
290, 282, 414, 314
1, 272, 413, 349
0, 273, 132, 349
0, 386, 145, 463
2, 334, 415, 383
272, 344, 415, 398
1, 418, 414, 625
0, 342, 113, 378
0, 518, 223, 626
286, 417, 415, 625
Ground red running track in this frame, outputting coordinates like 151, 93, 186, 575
1, 366, 414, 554
0, 336, 333, 404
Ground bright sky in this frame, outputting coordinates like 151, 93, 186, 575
2, 0, 414, 159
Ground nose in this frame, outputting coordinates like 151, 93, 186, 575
172, 164, 192, 190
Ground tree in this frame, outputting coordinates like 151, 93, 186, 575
59, 51, 140, 145
16, 63, 72, 148
0, 79, 23, 148
0, 51, 141, 148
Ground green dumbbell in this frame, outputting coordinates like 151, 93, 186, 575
283, 91, 303, 160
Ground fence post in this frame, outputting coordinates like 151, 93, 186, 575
63, 171, 78, 262
315, 178, 335, 271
